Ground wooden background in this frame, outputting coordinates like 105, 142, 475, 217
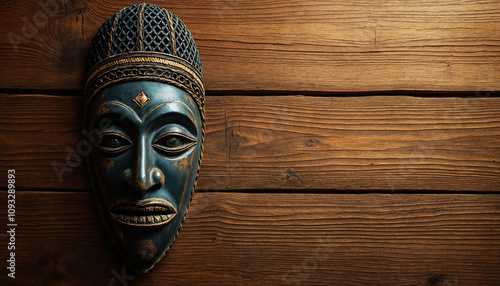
1, 0, 499, 285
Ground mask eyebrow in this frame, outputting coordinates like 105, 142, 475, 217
145, 101, 196, 122
97, 101, 142, 122
146, 111, 198, 137
88, 101, 142, 129
146, 111, 199, 138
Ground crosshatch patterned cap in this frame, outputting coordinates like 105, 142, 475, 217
84, 3, 205, 117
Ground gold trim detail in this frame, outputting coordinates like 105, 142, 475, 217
138, 3, 146, 51
108, 8, 124, 56
87, 56, 203, 90
133, 91, 150, 108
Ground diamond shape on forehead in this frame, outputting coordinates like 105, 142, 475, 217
134, 91, 151, 108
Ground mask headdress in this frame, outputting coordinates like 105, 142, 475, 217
85, 3, 204, 120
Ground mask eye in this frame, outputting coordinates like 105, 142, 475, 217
153, 132, 196, 155
96, 133, 132, 154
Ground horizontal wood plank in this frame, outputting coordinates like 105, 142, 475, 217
1, 94, 499, 192
0, 0, 499, 92
0, 191, 499, 285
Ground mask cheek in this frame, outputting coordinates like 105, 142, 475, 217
99, 158, 115, 173
92, 154, 125, 206
164, 149, 200, 208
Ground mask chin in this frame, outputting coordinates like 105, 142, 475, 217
110, 209, 185, 274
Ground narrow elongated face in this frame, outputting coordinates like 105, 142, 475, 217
85, 80, 202, 273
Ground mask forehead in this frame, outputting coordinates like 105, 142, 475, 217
88, 81, 200, 126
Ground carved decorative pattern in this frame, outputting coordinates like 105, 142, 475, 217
85, 53, 205, 120
87, 3, 201, 74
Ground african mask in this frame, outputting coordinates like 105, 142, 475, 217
83, 3, 205, 274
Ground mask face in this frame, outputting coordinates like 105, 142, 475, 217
85, 80, 202, 273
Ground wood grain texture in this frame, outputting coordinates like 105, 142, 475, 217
0, 191, 499, 285
0, 0, 499, 93
1, 94, 499, 192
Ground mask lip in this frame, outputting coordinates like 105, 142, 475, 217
109, 198, 177, 227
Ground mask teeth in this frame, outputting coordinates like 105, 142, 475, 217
114, 205, 173, 213
112, 213, 174, 225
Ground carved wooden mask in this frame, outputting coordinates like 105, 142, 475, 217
83, 3, 205, 274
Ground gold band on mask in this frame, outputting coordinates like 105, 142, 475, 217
84, 51, 205, 117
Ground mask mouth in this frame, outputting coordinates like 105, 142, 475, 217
109, 198, 177, 227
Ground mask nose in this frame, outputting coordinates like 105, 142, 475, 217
121, 137, 164, 194
122, 168, 164, 194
